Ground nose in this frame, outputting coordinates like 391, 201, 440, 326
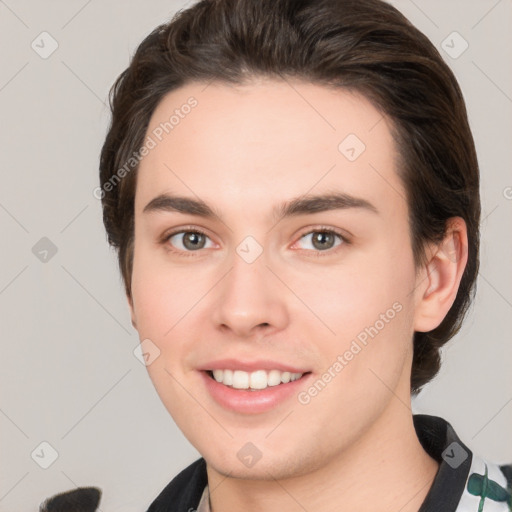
211, 248, 289, 339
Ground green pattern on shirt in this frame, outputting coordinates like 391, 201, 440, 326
467, 463, 512, 511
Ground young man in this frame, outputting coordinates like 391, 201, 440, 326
98, 0, 511, 510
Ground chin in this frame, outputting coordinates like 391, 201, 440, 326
204, 445, 322, 482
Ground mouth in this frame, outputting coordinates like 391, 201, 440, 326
204, 369, 313, 391
200, 367, 314, 414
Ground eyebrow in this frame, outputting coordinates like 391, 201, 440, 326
142, 191, 378, 222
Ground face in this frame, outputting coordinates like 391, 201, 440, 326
129, 79, 425, 480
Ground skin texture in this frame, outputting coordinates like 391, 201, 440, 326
128, 79, 468, 512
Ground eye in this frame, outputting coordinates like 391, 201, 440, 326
294, 229, 347, 253
161, 227, 348, 256
165, 229, 215, 252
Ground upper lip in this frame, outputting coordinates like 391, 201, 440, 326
199, 358, 310, 373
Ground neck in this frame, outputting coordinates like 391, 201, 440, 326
206, 393, 439, 512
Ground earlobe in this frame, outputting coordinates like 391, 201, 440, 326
413, 217, 468, 333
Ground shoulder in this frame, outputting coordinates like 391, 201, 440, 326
457, 454, 511, 511
413, 414, 511, 511
146, 457, 207, 512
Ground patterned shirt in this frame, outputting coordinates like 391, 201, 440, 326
195, 454, 511, 512
146, 414, 512, 511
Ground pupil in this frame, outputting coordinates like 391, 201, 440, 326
313, 232, 333, 250
184, 232, 204, 250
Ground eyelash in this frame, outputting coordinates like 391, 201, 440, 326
161, 225, 350, 258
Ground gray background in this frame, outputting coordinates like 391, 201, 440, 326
0, 0, 511, 510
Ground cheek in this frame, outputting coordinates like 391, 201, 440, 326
130, 274, 171, 339
297, 247, 415, 341
130, 246, 198, 338
296, 243, 417, 390
130, 253, 193, 409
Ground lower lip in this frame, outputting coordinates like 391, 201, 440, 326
200, 371, 312, 414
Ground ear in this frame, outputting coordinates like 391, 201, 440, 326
413, 217, 468, 333
127, 292, 137, 330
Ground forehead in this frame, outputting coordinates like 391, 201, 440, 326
135, 79, 405, 219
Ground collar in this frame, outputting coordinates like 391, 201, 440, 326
414, 414, 511, 511
414, 413, 473, 511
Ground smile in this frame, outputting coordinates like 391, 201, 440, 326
201, 369, 313, 414
207, 369, 306, 390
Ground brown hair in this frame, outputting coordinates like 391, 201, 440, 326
99, 0, 480, 394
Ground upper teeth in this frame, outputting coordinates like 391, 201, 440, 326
212, 369, 304, 390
